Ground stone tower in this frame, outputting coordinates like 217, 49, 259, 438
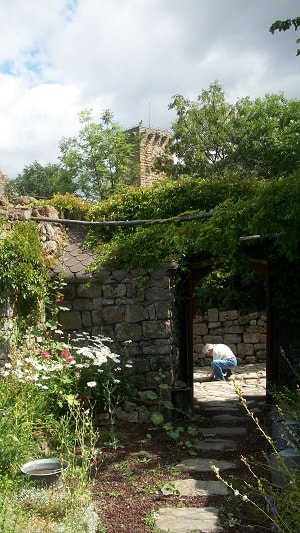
0, 170, 9, 196
125, 122, 172, 187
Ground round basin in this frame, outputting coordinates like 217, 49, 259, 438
21, 458, 69, 489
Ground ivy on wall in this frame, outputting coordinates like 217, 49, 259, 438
72, 171, 299, 273
0, 220, 50, 320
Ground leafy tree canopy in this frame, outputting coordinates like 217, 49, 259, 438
6, 161, 75, 199
270, 17, 300, 55
167, 82, 300, 180
58, 108, 141, 202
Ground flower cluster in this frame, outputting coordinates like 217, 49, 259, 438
0, 328, 132, 414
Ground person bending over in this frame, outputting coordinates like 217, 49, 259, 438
203, 343, 237, 381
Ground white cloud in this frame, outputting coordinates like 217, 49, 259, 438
0, 0, 299, 178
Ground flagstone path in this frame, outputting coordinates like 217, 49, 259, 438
155, 363, 267, 532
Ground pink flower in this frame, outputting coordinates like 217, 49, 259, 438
61, 349, 74, 364
41, 351, 51, 360
61, 348, 71, 360
77, 397, 83, 403
58, 295, 65, 303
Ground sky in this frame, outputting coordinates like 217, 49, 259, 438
0, 0, 299, 179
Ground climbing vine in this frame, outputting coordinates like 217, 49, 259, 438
78, 171, 299, 273
0, 220, 50, 320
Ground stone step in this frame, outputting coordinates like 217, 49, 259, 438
161, 478, 228, 497
199, 426, 247, 436
155, 506, 223, 532
195, 438, 237, 452
175, 457, 236, 473
201, 406, 241, 412
211, 414, 248, 423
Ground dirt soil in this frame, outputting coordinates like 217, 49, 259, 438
91, 407, 272, 533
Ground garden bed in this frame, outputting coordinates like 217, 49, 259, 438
91, 415, 271, 532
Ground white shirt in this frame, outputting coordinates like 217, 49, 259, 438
212, 344, 236, 360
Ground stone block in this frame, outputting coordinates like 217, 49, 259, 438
102, 306, 124, 324
155, 301, 173, 320
145, 286, 169, 302
73, 298, 93, 311
223, 334, 242, 344
243, 332, 261, 343
223, 320, 233, 327
219, 310, 239, 321
111, 270, 128, 282
193, 323, 208, 335
224, 325, 243, 334
125, 304, 148, 323
208, 308, 219, 322
59, 310, 82, 330
142, 320, 170, 339
208, 321, 221, 329
102, 283, 126, 298
137, 406, 151, 423
115, 323, 142, 341
203, 335, 222, 344
82, 311, 92, 327
132, 357, 151, 374
126, 282, 138, 298
77, 283, 102, 298
92, 311, 102, 325
245, 356, 256, 363
238, 343, 254, 356
247, 325, 264, 333
256, 350, 266, 361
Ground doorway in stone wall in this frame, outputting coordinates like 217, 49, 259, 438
175, 254, 269, 406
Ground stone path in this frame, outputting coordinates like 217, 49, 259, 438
155, 363, 267, 532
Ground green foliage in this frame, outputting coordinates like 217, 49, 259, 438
58, 108, 140, 201
270, 17, 300, 55
148, 369, 199, 456
194, 267, 266, 314
2, 322, 132, 417
0, 220, 50, 317
86, 172, 258, 269
169, 81, 235, 178
0, 378, 47, 475
47, 192, 91, 219
0, 367, 101, 531
168, 82, 300, 179
85, 172, 299, 273
6, 160, 75, 198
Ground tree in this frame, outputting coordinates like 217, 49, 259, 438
168, 82, 300, 179
269, 17, 300, 55
58, 108, 140, 202
6, 161, 75, 199
168, 81, 235, 178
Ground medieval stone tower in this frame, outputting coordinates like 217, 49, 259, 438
0, 170, 9, 196
125, 121, 172, 187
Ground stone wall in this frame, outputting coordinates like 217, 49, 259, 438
58, 263, 180, 389
193, 308, 267, 365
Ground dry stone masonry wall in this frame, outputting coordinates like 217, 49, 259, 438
58, 264, 180, 397
193, 307, 267, 365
